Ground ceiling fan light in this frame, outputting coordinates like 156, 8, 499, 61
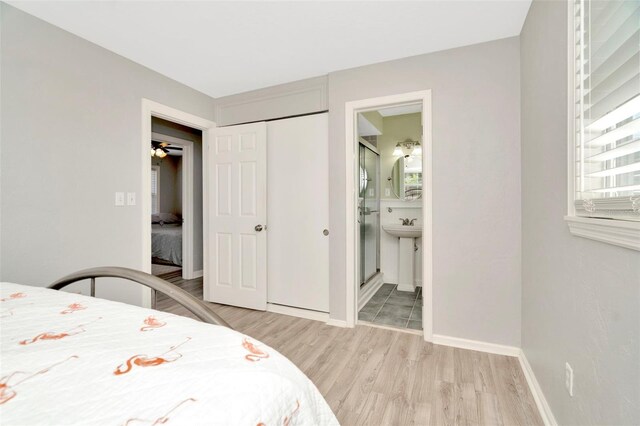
155, 148, 167, 158
150, 147, 156, 157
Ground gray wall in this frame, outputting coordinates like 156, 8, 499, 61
521, 1, 640, 425
152, 155, 181, 216
329, 38, 522, 346
0, 4, 214, 302
216, 37, 522, 346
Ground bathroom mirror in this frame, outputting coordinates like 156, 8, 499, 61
390, 156, 422, 200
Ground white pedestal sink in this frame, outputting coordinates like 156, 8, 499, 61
382, 224, 422, 292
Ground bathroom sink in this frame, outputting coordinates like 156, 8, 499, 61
382, 224, 422, 292
382, 224, 422, 238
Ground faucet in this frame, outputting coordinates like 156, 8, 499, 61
399, 218, 418, 226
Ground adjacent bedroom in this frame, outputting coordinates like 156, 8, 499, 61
150, 117, 204, 283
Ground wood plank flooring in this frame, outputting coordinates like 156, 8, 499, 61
156, 276, 543, 426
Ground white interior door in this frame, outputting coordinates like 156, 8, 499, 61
204, 122, 267, 310
267, 113, 329, 312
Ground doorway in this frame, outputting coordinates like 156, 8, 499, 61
149, 120, 199, 281
357, 105, 423, 332
141, 99, 215, 309
345, 90, 433, 341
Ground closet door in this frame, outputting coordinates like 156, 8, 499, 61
267, 113, 329, 312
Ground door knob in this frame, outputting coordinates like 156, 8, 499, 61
255, 224, 264, 232
323, 229, 329, 236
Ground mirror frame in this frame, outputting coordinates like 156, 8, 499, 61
390, 155, 423, 200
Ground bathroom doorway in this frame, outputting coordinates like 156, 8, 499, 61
345, 90, 433, 341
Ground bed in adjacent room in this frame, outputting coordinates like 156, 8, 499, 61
0, 269, 337, 425
151, 214, 182, 267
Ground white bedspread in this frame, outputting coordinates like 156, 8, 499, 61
0, 283, 338, 426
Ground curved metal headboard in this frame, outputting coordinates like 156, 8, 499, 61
48, 266, 231, 328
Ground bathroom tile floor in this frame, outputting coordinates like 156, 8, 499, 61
358, 283, 422, 330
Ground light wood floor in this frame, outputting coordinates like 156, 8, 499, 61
156, 275, 543, 426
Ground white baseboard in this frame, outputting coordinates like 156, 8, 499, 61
432, 334, 521, 357
192, 270, 203, 279
518, 350, 557, 426
358, 274, 384, 310
397, 284, 415, 292
326, 318, 349, 328
266, 303, 329, 322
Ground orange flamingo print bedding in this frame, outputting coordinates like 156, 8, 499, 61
0, 282, 338, 425
114, 337, 191, 375
140, 315, 167, 332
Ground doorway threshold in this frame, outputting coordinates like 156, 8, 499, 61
357, 320, 423, 336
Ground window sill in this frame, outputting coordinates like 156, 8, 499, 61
565, 216, 640, 251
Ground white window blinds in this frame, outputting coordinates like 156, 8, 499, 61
573, 0, 640, 220
151, 167, 159, 215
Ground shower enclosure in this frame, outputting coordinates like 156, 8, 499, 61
358, 143, 380, 286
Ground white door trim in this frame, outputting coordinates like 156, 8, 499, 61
151, 132, 195, 280
141, 99, 215, 308
344, 90, 433, 342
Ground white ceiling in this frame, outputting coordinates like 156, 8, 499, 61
358, 103, 423, 136
9, 0, 532, 98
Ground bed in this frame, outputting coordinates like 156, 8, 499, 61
0, 268, 338, 425
152, 223, 182, 266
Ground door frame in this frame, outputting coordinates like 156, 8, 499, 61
344, 90, 433, 342
150, 131, 195, 280
141, 99, 215, 308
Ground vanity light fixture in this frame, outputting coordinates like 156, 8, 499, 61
393, 138, 420, 157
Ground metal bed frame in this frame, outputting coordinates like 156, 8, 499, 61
48, 266, 231, 328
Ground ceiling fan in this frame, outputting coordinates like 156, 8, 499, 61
150, 140, 182, 158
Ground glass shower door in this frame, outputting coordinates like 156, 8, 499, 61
359, 144, 380, 285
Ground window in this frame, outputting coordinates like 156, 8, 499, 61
567, 0, 640, 249
570, 0, 640, 220
151, 166, 160, 215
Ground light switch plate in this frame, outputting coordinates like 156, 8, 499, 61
115, 192, 125, 206
127, 192, 136, 206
